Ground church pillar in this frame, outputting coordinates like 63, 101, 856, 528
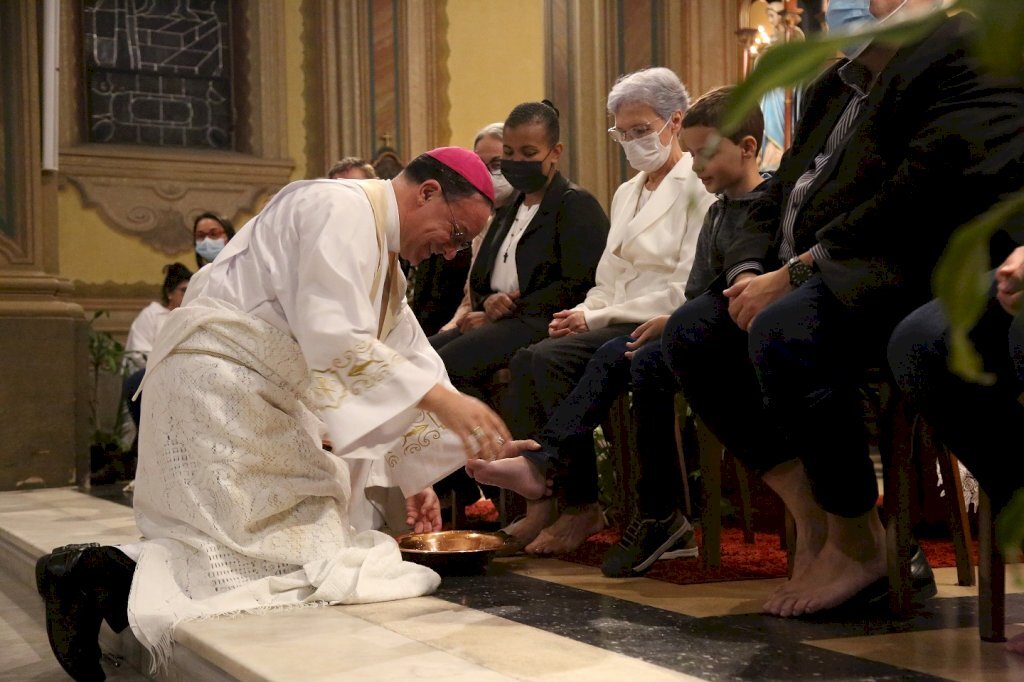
0, 0, 90, 490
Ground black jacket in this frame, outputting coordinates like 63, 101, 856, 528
728, 14, 1024, 313
469, 172, 609, 319
685, 178, 771, 300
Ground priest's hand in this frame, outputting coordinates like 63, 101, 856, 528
405, 487, 442, 533
418, 385, 512, 461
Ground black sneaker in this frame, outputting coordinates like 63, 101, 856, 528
601, 510, 696, 577
660, 530, 699, 561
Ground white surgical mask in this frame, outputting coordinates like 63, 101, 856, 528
827, 0, 876, 58
826, 0, 873, 31
621, 119, 672, 173
196, 237, 226, 263
490, 172, 515, 205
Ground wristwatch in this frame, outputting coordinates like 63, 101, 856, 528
786, 256, 814, 287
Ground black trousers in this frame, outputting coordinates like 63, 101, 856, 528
505, 323, 636, 505
521, 335, 685, 519
664, 278, 903, 518
888, 295, 1024, 512
431, 316, 549, 403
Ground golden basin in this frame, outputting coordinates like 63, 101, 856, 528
397, 530, 505, 575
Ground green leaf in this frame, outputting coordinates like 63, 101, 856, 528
721, 9, 947, 137
996, 488, 1024, 560
933, 191, 1024, 383
959, 0, 1024, 76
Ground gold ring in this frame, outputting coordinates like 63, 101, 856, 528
471, 426, 484, 437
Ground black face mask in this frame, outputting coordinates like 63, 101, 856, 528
500, 158, 551, 193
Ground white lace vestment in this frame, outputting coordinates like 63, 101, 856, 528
128, 180, 466, 668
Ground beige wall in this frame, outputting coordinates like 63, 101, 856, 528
445, 0, 546, 148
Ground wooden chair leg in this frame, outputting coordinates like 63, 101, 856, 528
734, 456, 755, 544
673, 399, 693, 518
978, 491, 1006, 642
784, 509, 796, 578
932, 441, 976, 586
881, 387, 915, 616
603, 394, 636, 525
697, 418, 722, 568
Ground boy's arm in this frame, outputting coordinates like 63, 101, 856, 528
684, 207, 718, 300
721, 174, 783, 279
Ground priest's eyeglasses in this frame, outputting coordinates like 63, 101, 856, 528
443, 195, 473, 252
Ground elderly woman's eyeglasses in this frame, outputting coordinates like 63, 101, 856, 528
607, 122, 660, 144
443, 195, 473, 252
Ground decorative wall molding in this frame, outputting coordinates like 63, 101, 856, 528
399, 0, 450, 156
545, 0, 619, 210
59, 148, 288, 254
305, 0, 448, 177
668, 0, 742, 101
305, 0, 372, 175
57, 0, 294, 253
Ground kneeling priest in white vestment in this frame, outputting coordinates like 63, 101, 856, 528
35, 147, 526, 680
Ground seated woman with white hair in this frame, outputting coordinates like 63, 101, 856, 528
480, 67, 715, 555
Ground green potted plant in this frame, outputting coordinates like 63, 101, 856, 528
87, 311, 130, 484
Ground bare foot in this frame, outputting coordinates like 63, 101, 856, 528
526, 503, 605, 555
764, 511, 887, 618
465, 456, 551, 500
499, 498, 557, 553
762, 460, 827, 601
1007, 632, 1024, 655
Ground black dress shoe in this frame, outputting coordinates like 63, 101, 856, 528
907, 543, 938, 601
857, 544, 938, 610
800, 544, 939, 619
35, 544, 106, 681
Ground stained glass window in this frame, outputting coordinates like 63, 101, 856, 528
82, 0, 233, 149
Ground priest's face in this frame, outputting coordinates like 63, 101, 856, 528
401, 181, 492, 265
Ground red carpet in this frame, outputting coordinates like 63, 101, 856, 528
558, 527, 975, 585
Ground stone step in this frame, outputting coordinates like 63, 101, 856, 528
0, 489, 540, 682
0, 488, 236, 681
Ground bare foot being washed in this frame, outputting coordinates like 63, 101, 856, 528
465, 453, 551, 500
526, 503, 605, 555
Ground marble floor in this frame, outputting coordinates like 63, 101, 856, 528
1, 487, 1023, 681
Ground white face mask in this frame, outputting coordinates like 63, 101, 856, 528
621, 119, 672, 173
490, 172, 515, 205
195, 237, 226, 262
